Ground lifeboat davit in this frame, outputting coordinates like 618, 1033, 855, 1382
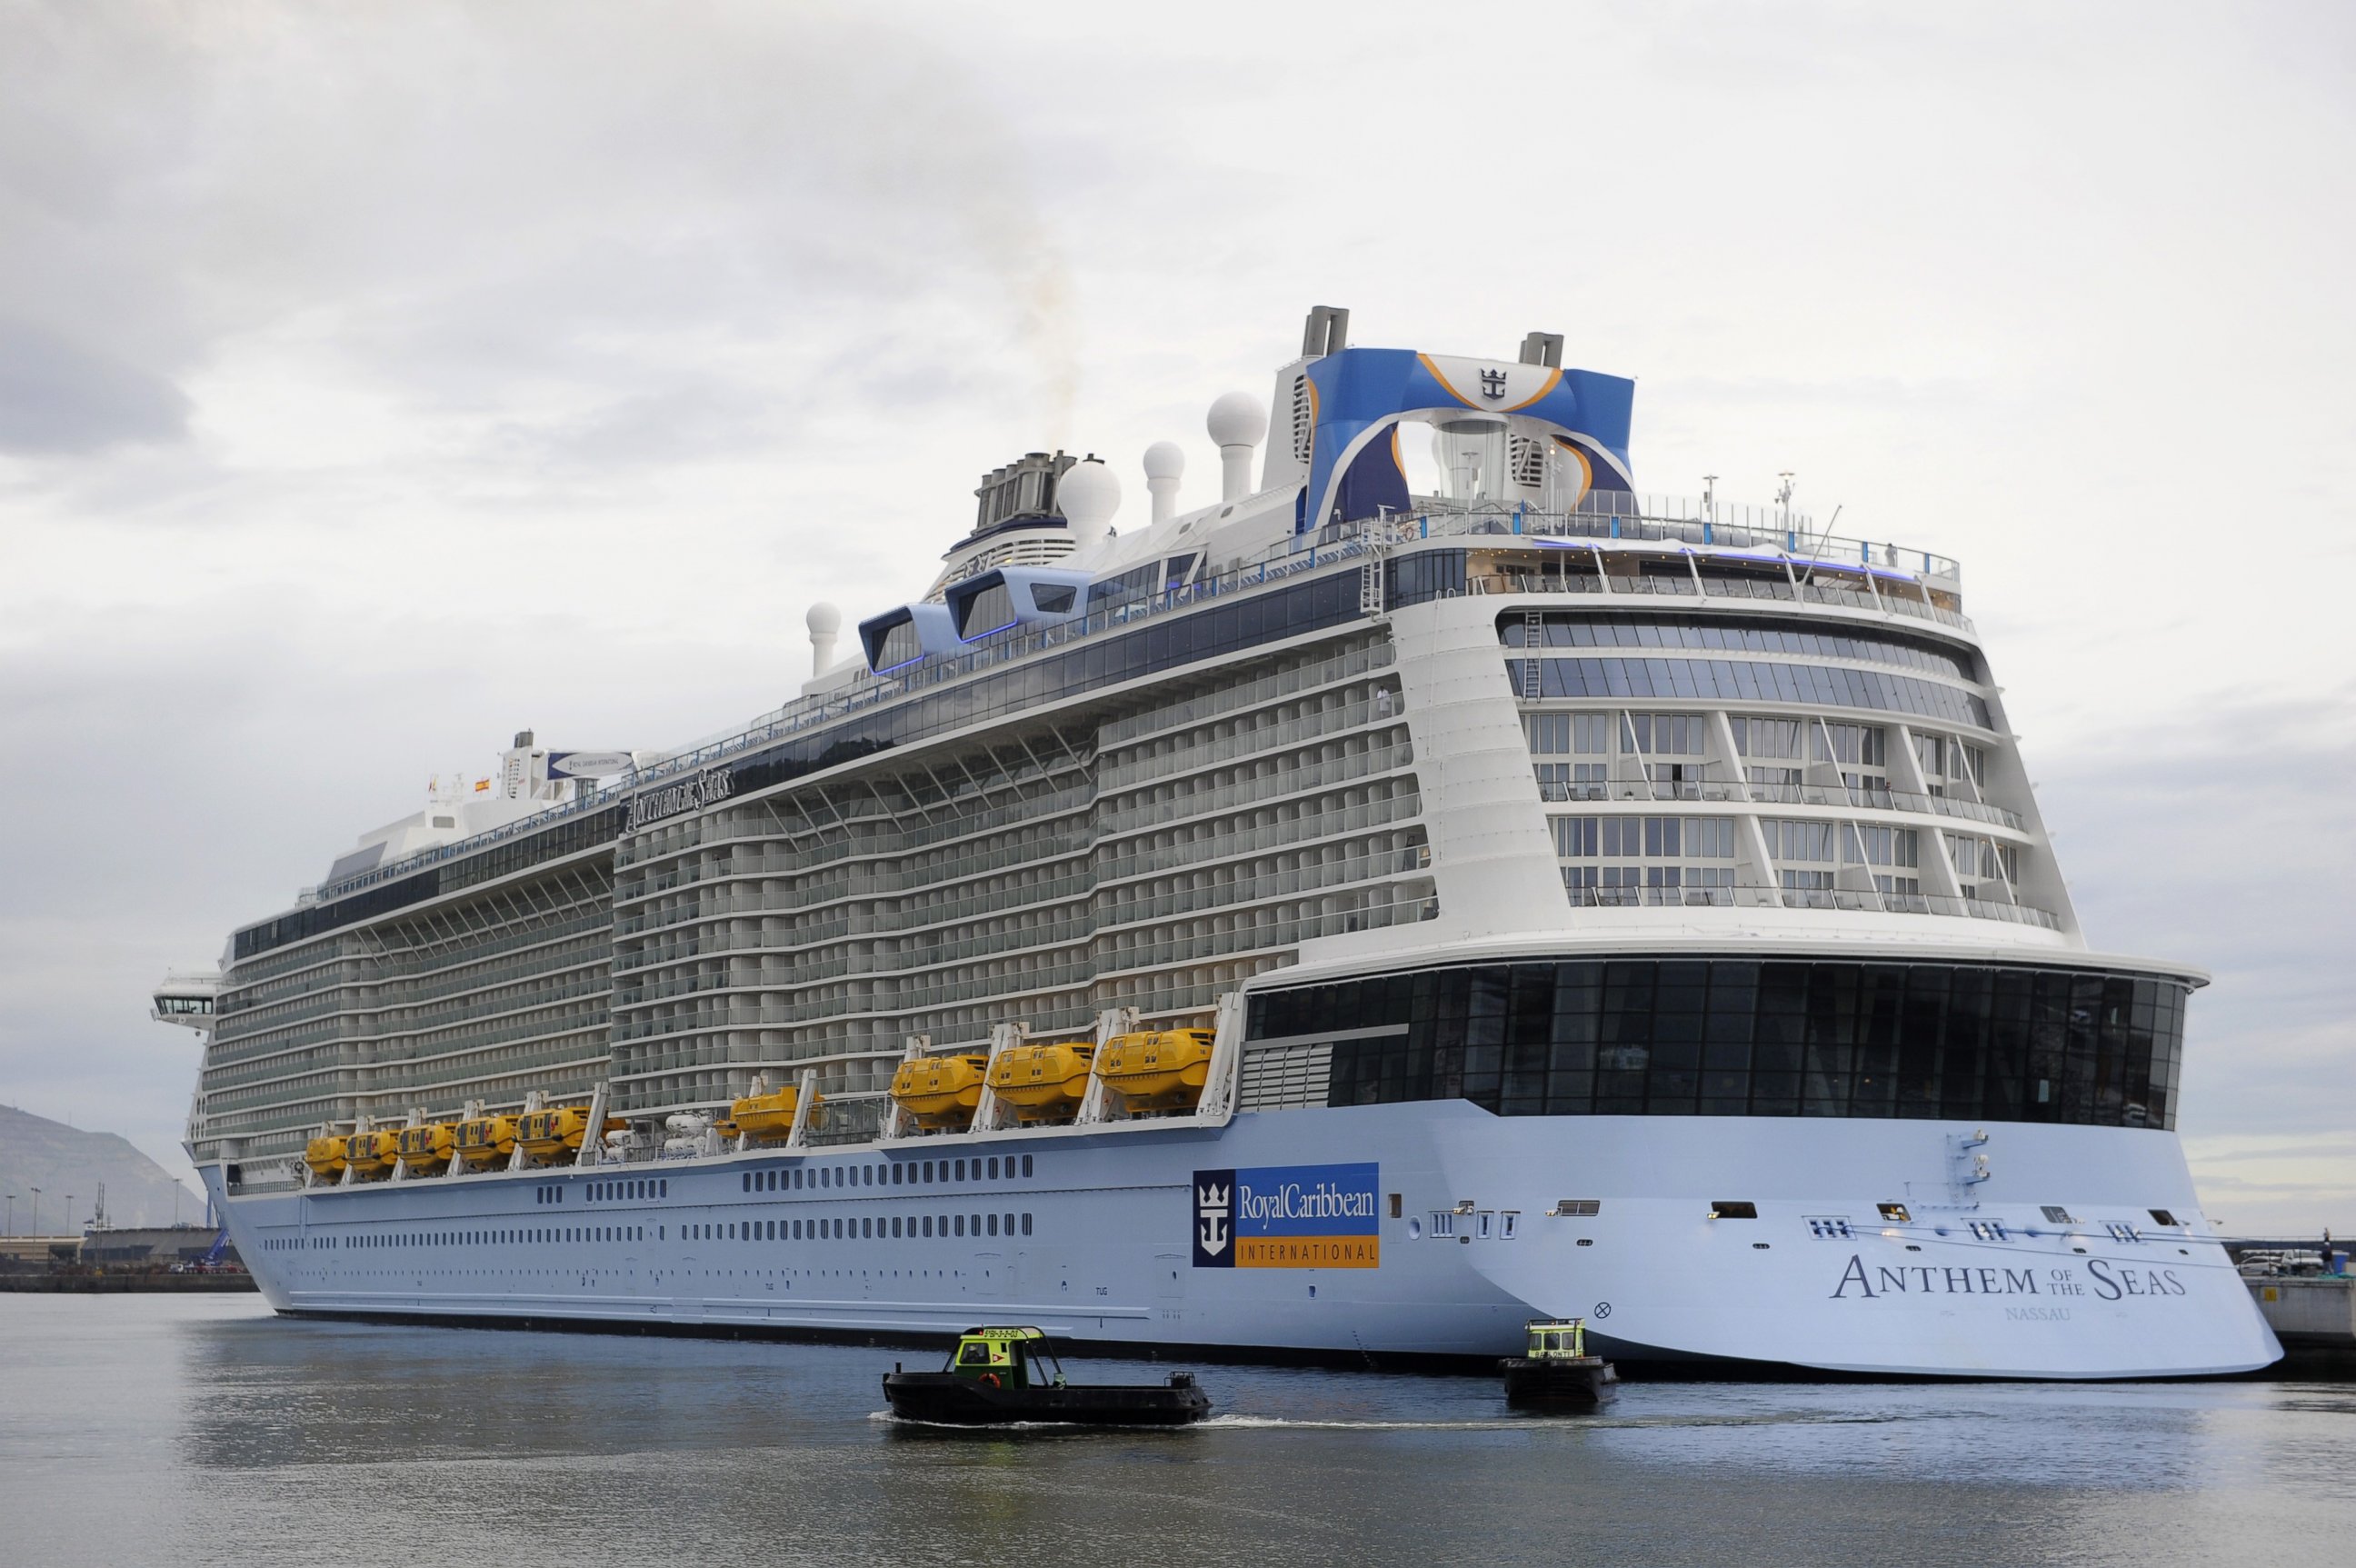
454, 1115, 517, 1170
890, 1054, 990, 1130
304, 1134, 348, 1182
1093, 1028, 1216, 1113
395, 1122, 454, 1173
516, 1107, 620, 1164
344, 1129, 399, 1179
987, 1043, 1093, 1122
731, 1084, 821, 1143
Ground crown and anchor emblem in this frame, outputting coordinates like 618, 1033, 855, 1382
1196, 1179, 1231, 1257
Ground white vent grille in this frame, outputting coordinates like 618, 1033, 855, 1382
1510, 434, 1544, 489
1291, 374, 1313, 463
1238, 1042, 1331, 1110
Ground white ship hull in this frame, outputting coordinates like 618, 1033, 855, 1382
206, 1104, 2279, 1379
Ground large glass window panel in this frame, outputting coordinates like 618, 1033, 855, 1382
1289, 958, 2187, 1129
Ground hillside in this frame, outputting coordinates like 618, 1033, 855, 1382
0, 1104, 203, 1232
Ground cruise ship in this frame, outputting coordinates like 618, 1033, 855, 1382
153, 308, 2281, 1377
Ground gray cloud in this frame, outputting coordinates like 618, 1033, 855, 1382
0, 318, 191, 453
2035, 694, 2356, 1228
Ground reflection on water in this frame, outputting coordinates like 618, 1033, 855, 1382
1, 1295, 2349, 1568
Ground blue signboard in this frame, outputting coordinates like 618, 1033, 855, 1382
1193, 1162, 1381, 1269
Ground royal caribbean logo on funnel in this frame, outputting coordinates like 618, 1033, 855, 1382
1193, 1163, 1380, 1269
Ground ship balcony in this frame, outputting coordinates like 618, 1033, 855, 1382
1372, 496, 1968, 633
1534, 775, 2022, 831
1565, 883, 2060, 930
1478, 563, 1970, 634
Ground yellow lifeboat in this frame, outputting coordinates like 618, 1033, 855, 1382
344, 1129, 400, 1179
453, 1115, 517, 1170
304, 1134, 349, 1182
731, 1084, 822, 1143
395, 1122, 454, 1173
987, 1042, 1093, 1122
889, 1054, 990, 1130
1093, 1028, 1217, 1113
515, 1106, 621, 1164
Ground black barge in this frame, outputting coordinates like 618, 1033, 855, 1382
883, 1325, 1213, 1427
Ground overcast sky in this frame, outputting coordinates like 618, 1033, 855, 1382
3, 0, 2349, 1234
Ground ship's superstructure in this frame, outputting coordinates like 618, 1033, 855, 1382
158, 309, 2279, 1377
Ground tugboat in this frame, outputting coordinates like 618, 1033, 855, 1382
1502, 1318, 1619, 1408
882, 1326, 1213, 1427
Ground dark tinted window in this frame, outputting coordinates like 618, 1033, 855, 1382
873, 617, 926, 670
1386, 549, 1467, 607
1517, 657, 1991, 729
1502, 611, 1978, 683
958, 584, 1019, 639
1250, 957, 2185, 1130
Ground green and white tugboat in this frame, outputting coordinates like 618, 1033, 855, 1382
1502, 1318, 1618, 1408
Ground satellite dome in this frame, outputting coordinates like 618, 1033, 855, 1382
1057, 457, 1121, 534
805, 602, 842, 635
1143, 440, 1185, 480
1206, 391, 1268, 449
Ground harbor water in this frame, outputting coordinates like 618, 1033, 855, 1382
3, 1295, 2348, 1567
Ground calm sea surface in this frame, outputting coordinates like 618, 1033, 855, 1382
2, 1294, 2348, 1567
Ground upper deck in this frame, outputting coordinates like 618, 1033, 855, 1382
253, 492, 1972, 957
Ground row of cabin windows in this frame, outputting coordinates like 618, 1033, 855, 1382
1499, 612, 1980, 685
264, 1214, 1038, 1249
740, 1154, 1035, 1193
690, 1213, 1033, 1242
1514, 657, 1992, 731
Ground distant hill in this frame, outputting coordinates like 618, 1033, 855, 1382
0, 1104, 204, 1233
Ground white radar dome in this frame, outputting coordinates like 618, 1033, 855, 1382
1057, 457, 1121, 534
805, 602, 842, 635
1143, 440, 1185, 480
1206, 391, 1268, 449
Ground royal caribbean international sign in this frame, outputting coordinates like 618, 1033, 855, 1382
625, 763, 735, 832
1193, 1162, 1380, 1269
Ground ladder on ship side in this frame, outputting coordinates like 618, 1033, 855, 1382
1521, 608, 1544, 699
1359, 518, 1390, 621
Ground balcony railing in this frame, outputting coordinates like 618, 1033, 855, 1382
1537, 777, 2022, 831
1381, 494, 1960, 582
1476, 568, 1972, 632
1565, 883, 2059, 929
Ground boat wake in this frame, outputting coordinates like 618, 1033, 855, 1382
1199, 1411, 1910, 1431
868, 1410, 1910, 1433
868, 1410, 1197, 1433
